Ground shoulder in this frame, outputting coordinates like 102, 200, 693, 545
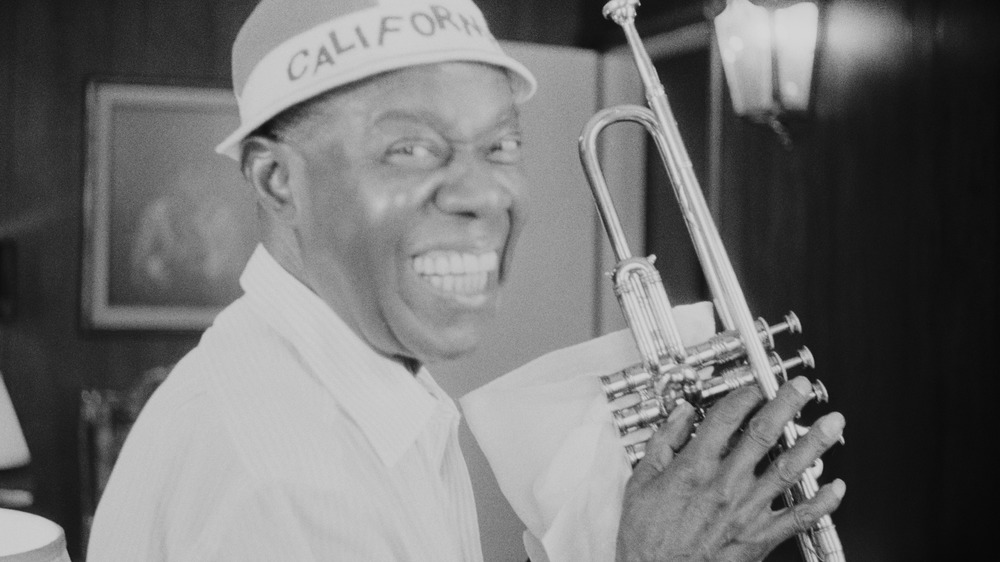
86, 372, 236, 560
131, 296, 377, 484
186, 300, 362, 476
87, 297, 370, 558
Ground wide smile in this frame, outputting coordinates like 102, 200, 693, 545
411, 249, 499, 303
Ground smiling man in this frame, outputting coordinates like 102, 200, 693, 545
247, 62, 527, 365
87, 1, 534, 560
87, 0, 845, 560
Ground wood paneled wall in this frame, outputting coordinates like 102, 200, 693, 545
707, 0, 998, 559
0, 2, 255, 556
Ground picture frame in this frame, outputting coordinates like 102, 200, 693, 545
81, 80, 257, 331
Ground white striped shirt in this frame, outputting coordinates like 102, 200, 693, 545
87, 245, 484, 562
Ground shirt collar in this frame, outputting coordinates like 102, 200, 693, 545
239, 244, 455, 467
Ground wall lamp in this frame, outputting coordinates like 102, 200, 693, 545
707, 0, 821, 123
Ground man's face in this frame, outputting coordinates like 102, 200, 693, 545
281, 62, 526, 364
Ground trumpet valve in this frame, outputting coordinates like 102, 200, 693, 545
700, 347, 816, 403
771, 346, 815, 383
790, 346, 815, 370
700, 369, 756, 402
684, 311, 803, 369
624, 441, 646, 465
612, 397, 668, 435
754, 311, 803, 352
782, 311, 803, 334
601, 364, 654, 400
811, 379, 830, 403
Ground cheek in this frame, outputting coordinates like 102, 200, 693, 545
493, 164, 527, 205
309, 179, 420, 282
497, 167, 528, 233
306, 188, 358, 253
366, 189, 420, 226
303, 164, 384, 240
354, 166, 443, 238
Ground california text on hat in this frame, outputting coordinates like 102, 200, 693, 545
215, 0, 538, 160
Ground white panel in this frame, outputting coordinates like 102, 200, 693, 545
596, 22, 720, 335
429, 42, 600, 562
595, 49, 646, 337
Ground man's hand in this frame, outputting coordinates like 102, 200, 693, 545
616, 376, 846, 562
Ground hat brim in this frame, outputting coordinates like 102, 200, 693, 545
215, 51, 536, 161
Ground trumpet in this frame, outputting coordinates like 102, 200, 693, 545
579, 1, 845, 560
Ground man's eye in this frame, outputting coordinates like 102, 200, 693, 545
490, 137, 522, 164
386, 141, 442, 167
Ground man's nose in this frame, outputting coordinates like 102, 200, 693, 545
433, 155, 514, 218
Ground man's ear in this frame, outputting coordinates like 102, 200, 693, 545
241, 136, 297, 222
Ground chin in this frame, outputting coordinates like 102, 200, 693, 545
417, 338, 481, 364
407, 324, 485, 364
392, 295, 499, 364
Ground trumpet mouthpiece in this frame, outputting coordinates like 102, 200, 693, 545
603, 0, 640, 22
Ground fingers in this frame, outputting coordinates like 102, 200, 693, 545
721, 377, 814, 478
759, 478, 847, 546
748, 411, 845, 512
683, 384, 762, 461
630, 400, 698, 486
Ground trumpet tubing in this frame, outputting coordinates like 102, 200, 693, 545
581, 1, 845, 560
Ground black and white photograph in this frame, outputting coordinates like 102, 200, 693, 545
0, 0, 996, 560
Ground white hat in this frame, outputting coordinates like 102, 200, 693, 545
216, 0, 537, 160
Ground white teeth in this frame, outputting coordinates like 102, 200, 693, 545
412, 250, 498, 296
479, 252, 498, 272
419, 272, 488, 296
434, 254, 449, 274
413, 250, 499, 276
463, 253, 478, 273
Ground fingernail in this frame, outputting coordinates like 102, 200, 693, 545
790, 376, 812, 396
668, 399, 692, 421
832, 478, 846, 499
818, 412, 845, 438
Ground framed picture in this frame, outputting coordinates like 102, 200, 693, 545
81, 81, 257, 331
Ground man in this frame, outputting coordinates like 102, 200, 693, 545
87, 0, 845, 560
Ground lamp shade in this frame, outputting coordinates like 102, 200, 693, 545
0, 508, 71, 562
772, 1, 820, 112
714, 0, 819, 119
0, 371, 30, 470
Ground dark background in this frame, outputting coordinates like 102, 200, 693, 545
1, 0, 997, 560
